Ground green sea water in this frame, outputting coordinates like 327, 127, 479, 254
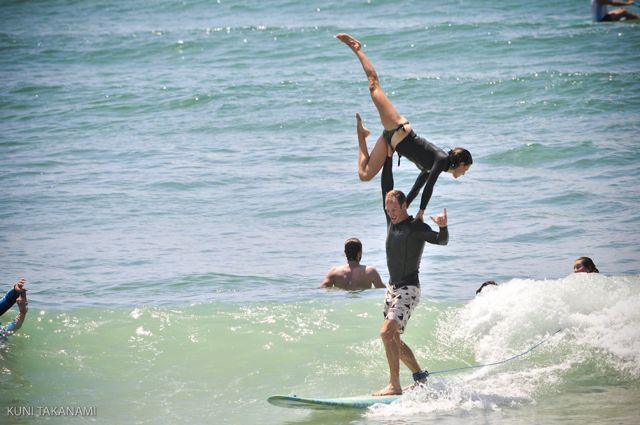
3, 275, 640, 424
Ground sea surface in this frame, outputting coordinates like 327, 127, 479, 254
1, 0, 639, 424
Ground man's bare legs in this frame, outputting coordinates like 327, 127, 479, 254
356, 113, 388, 181
337, 33, 412, 143
373, 319, 425, 396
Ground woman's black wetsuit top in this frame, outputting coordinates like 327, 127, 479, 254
392, 130, 449, 212
381, 157, 449, 286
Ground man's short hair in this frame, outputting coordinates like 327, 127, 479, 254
344, 238, 362, 261
385, 189, 407, 206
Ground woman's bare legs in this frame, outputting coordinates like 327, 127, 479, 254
356, 113, 388, 181
337, 33, 412, 147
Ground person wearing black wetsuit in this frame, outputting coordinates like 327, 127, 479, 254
0, 278, 27, 341
339, 33, 472, 222
0, 278, 25, 316
371, 156, 448, 396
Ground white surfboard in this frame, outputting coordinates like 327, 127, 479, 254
267, 394, 400, 409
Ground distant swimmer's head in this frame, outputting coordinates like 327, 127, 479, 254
385, 190, 409, 224
344, 238, 363, 262
476, 280, 497, 295
448, 148, 473, 179
574, 257, 599, 273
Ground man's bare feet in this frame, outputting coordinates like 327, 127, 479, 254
372, 384, 402, 397
336, 33, 362, 52
356, 113, 370, 139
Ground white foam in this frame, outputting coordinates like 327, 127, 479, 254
367, 274, 640, 418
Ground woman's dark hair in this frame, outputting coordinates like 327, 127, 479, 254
344, 238, 362, 262
575, 256, 599, 273
448, 147, 473, 170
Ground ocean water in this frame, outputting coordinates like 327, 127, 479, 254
1, 0, 639, 423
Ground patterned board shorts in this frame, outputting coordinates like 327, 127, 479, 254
383, 284, 421, 334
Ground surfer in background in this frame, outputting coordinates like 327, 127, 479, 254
0, 278, 28, 340
591, 0, 639, 21
337, 32, 472, 223
1, 277, 26, 316
373, 146, 449, 396
476, 280, 498, 295
320, 238, 386, 290
573, 257, 599, 273
1, 291, 28, 339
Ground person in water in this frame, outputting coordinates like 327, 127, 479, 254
591, 0, 639, 22
1, 291, 28, 339
374, 147, 449, 396
476, 280, 498, 295
573, 257, 599, 273
337, 33, 472, 222
1, 278, 26, 317
0, 278, 28, 339
320, 238, 385, 290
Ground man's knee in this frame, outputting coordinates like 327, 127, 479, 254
379, 320, 399, 341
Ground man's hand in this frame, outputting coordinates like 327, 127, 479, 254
429, 208, 447, 228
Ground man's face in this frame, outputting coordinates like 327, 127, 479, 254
385, 197, 407, 224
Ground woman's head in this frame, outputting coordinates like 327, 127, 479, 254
448, 147, 472, 178
574, 256, 599, 273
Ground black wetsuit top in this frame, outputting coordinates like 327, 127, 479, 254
382, 157, 449, 287
394, 130, 449, 212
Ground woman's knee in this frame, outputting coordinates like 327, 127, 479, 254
358, 169, 375, 181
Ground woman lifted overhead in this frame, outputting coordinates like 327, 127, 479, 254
337, 33, 472, 222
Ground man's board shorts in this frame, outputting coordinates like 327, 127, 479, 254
383, 284, 420, 334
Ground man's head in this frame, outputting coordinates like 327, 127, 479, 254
385, 190, 409, 224
344, 238, 362, 262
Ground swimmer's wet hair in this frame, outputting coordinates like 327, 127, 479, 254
476, 280, 497, 294
575, 256, 599, 273
344, 238, 362, 261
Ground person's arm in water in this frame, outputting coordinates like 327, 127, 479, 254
0, 291, 28, 337
0, 278, 25, 316
599, 0, 634, 5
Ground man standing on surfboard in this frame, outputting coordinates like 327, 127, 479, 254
373, 140, 449, 396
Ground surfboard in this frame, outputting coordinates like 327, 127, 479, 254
267, 394, 400, 409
